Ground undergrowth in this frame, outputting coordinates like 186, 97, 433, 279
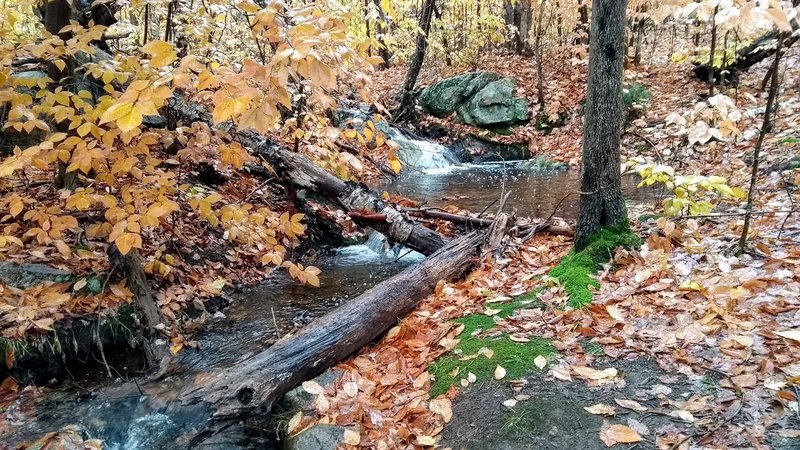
549, 225, 641, 307
428, 289, 554, 397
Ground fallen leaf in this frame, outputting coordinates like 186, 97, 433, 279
494, 365, 507, 380
287, 412, 303, 435
627, 418, 650, 436
599, 424, 642, 446
478, 347, 494, 359
430, 398, 453, 422
573, 366, 617, 380
534, 355, 548, 370
776, 330, 800, 342
343, 429, 361, 445
302, 380, 325, 395
614, 398, 648, 412
606, 304, 624, 321
503, 399, 518, 407
731, 373, 757, 388
585, 404, 616, 416
416, 435, 436, 446
343, 382, 358, 397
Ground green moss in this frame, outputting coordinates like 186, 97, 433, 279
622, 83, 651, 107
549, 225, 641, 307
533, 111, 570, 135
580, 340, 604, 357
428, 288, 553, 397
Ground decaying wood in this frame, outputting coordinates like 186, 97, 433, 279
108, 248, 170, 367
487, 212, 512, 256
693, 26, 799, 84
165, 94, 448, 256
179, 232, 484, 444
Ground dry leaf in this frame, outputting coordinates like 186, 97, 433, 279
599, 424, 643, 446
534, 355, 548, 370
302, 380, 325, 395
430, 398, 453, 422
606, 305, 624, 321
287, 412, 303, 435
573, 366, 618, 380
343, 429, 361, 445
503, 399, 518, 408
416, 435, 436, 446
494, 365, 507, 380
343, 382, 358, 398
585, 404, 617, 416
776, 330, 800, 342
614, 398, 648, 412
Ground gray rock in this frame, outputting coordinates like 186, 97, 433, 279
418, 71, 529, 128
0, 262, 72, 289
458, 78, 530, 126
285, 425, 346, 450
279, 369, 344, 413
418, 71, 500, 117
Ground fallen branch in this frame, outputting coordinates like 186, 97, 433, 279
165, 94, 447, 255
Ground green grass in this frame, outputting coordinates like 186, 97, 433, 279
622, 83, 651, 107
428, 289, 554, 397
549, 225, 641, 307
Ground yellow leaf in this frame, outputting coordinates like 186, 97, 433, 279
117, 107, 144, 132
100, 102, 133, 124
115, 232, 141, 255
389, 159, 402, 174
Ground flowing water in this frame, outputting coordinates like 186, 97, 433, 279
3, 129, 659, 448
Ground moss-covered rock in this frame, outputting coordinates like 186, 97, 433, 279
549, 225, 641, 307
418, 71, 530, 128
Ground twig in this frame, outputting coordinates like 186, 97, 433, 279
674, 209, 795, 219
477, 198, 499, 218
94, 324, 114, 379
271, 306, 282, 339
667, 397, 742, 450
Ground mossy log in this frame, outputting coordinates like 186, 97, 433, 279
177, 232, 484, 446
164, 94, 448, 256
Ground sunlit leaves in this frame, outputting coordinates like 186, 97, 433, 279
141, 40, 178, 68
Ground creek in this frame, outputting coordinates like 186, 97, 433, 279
2, 128, 658, 448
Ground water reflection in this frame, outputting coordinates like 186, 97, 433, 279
378, 163, 659, 219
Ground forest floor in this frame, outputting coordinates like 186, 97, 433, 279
3, 43, 800, 448
287, 49, 800, 449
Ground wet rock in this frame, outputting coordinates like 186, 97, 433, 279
459, 135, 532, 162
0, 262, 72, 289
418, 71, 529, 128
142, 114, 167, 128
285, 424, 347, 450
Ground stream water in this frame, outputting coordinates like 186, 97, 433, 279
3, 129, 659, 448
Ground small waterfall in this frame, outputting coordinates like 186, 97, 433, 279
333, 107, 462, 172
385, 129, 461, 172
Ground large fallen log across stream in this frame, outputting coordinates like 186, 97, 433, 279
178, 231, 484, 445
165, 95, 447, 256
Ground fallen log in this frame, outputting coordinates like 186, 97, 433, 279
693, 27, 799, 84
178, 231, 484, 445
164, 95, 447, 256
401, 207, 574, 237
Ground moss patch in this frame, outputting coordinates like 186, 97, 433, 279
429, 289, 553, 397
549, 225, 641, 307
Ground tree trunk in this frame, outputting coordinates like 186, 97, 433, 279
394, 0, 436, 121
707, 5, 719, 95
179, 232, 484, 443
574, 0, 628, 250
738, 32, 785, 254
505, 0, 533, 54
373, 0, 393, 68
534, 0, 546, 111
166, 95, 448, 255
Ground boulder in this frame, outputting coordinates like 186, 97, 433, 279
0, 262, 72, 289
418, 72, 529, 128
418, 71, 501, 117
285, 425, 347, 450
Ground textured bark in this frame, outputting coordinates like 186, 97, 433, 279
505, 0, 533, 54
179, 232, 484, 441
575, 0, 628, 250
395, 0, 436, 120
165, 95, 448, 255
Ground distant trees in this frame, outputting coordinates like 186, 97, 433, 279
395, 0, 437, 120
574, 0, 629, 250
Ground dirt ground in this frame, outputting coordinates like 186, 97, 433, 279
441, 357, 800, 450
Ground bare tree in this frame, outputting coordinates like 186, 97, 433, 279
394, 0, 436, 121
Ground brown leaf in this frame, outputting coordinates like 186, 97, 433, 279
599, 424, 642, 446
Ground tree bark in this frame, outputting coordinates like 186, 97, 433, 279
179, 232, 484, 443
534, 0, 546, 110
505, 0, 533, 54
165, 95, 448, 255
574, 0, 628, 250
394, 0, 436, 121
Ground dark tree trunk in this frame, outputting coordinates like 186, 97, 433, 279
394, 0, 436, 120
534, 0, 546, 110
505, 0, 533, 54
575, 0, 590, 44
574, 0, 628, 250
